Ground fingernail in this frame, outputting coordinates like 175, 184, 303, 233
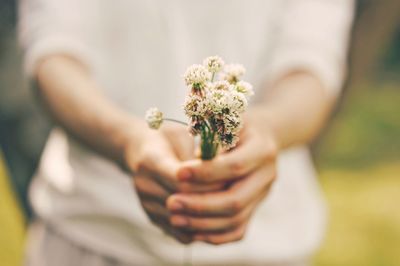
178, 168, 192, 181
170, 216, 188, 226
169, 200, 184, 211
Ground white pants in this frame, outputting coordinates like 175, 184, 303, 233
25, 221, 310, 266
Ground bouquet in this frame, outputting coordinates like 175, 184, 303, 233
145, 56, 253, 160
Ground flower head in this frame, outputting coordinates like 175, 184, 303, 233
145, 107, 163, 129
235, 81, 254, 97
222, 64, 246, 84
183, 64, 211, 90
207, 80, 230, 91
181, 56, 254, 156
206, 88, 248, 115
214, 112, 242, 149
203, 56, 225, 73
183, 94, 208, 117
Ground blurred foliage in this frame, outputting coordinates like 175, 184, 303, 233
315, 84, 400, 170
315, 162, 400, 266
314, 1, 400, 262
381, 29, 400, 80
0, 152, 25, 266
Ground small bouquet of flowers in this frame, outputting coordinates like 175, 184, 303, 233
146, 56, 253, 160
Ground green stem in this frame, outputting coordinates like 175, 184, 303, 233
200, 124, 218, 160
163, 118, 188, 126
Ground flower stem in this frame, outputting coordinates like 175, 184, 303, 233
163, 118, 188, 126
200, 125, 218, 160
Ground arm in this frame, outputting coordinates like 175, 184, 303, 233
36, 55, 143, 165
250, 71, 334, 149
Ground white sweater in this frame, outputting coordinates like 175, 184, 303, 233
19, 0, 354, 265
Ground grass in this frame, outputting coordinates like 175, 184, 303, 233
314, 84, 400, 265
315, 161, 400, 266
315, 84, 400, 169
0, 152, 25, 266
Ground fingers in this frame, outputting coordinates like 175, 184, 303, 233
147, 214, 193, 244
161, 124, 195, 161
167, 165, 275, 216
142, 151, 181, 184
174, 181, 226, 193
142, 201, 170, 219
141, 201, 193, 244
193, 222, 248, 245
134, 174, 170, 202
169, 192, 261, 232
152, 173, 226, 194
177, 134, 277, 183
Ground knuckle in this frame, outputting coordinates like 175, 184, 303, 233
229, 160, 246, 177
231, 213, 245, 228
208, 182, 226, 192
190, 202, 205, 215
133, 177, 144, 190
139, 147, 154, 166
177, 183, 190, 192
233, 226, 246, 242
199, 166, 211, 180
195, 219, 209, 229
235, 231, 245, 242
227, 198, 243, 215
266, 140, 278, 160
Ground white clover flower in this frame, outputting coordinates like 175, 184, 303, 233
222, 112, 242, 134
205, 89, 229, 114
183, 94, 208, 117
183, 64, 211, 89
145, 107, 163, 129
203, 56, 225, 73
235, 81, 254, 97
205, 88, 247, 115
207, 80, 230, 91
230, 90, 248, 113
181, 57, 254, 156
222, 64, 246, 84
220, 133, 240, 149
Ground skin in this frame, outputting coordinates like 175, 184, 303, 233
36, 54, 335, 245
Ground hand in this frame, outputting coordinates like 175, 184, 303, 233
125, 123, 225, 243
166, 110, 278, 245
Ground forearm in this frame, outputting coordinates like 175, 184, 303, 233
250, 71, 336, 149
35, 55, 144, 165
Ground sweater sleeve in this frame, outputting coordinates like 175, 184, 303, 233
18, 0, 100, 76
267, 0, 355, 97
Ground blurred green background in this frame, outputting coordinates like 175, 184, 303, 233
313, 84, 400, 265
0, 0, 399, 265
313, 1, 400, 264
